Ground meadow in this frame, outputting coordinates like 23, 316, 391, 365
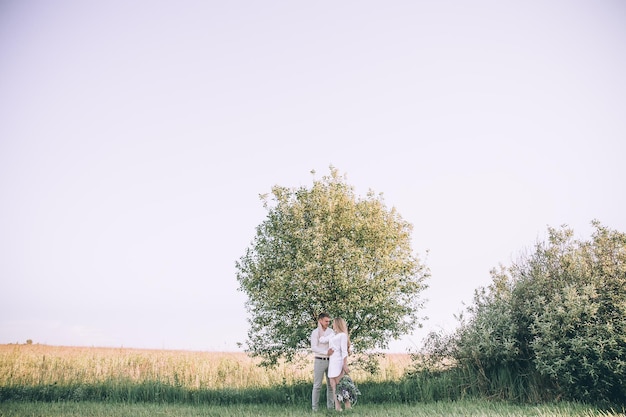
0, 344, 409, 403
1, 344, 624, 417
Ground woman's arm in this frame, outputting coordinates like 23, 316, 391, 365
319, 329, 335, 344
340, 333, 349, 359
340, 333, 349, 374
342, 355, 349, 374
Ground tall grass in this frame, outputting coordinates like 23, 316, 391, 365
0, 344, 411, 404
1, 345, 302, 389
3, 343, 623, 414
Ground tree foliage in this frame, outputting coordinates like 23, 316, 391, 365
435, 221, 626, 405
236, 167, 429, 366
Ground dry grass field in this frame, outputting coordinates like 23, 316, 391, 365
0, 343, 412, 390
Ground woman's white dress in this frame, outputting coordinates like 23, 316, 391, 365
327, 332, 348, 378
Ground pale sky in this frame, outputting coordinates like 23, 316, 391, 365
1, 1, 625, 352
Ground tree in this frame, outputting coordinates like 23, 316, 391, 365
236, 167, 429, 366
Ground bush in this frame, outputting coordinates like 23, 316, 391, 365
525, 222, 626, 404
422, 222, 626, 406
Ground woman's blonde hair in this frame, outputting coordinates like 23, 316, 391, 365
333, 317, 351, 351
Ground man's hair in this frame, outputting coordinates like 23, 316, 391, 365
318, 312, 331, 321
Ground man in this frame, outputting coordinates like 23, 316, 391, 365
310, 312, 335, 411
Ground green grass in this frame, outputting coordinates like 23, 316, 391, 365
2, 345, 624, 416
1, 400, 623, 417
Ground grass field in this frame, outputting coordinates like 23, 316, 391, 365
0, 344, 410, 404
1, 400, 624, 417
0, 344, 410, 389
1, 344, 624, 417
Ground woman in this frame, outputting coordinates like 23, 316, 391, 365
326, 317, 351, 411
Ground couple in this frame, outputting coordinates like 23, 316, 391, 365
310, 312, 352, 412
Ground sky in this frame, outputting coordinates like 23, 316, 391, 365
1, 1, 625, 353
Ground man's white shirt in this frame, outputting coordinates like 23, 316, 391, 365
310, 326, 335, 358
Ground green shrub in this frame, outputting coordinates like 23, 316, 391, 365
420, 222, 626, 406
526, 223, 626, 404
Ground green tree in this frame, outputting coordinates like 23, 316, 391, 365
236, 167, 429, 366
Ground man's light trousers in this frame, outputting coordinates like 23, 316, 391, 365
312, 357, 333, 411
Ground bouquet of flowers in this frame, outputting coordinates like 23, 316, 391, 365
336, 374, 361, 405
